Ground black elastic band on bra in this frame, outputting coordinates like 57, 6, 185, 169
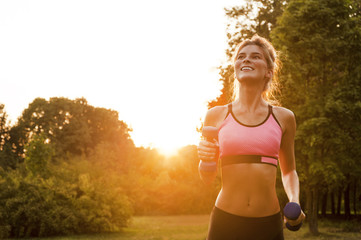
221, 155, 278, 167
228, 103, 232, 113
269, 105, 282, 129
222, 103, 232, 121
228, 103, 271, 127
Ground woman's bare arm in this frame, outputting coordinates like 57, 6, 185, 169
277, 107, 306, 225
198, 105, 227, 184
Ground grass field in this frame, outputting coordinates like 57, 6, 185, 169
11, 215, 361, 240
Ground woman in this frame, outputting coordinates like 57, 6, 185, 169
198, 35, 305, 240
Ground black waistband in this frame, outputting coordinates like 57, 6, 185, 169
221, 155, 278, 167
213, 206, 282, 223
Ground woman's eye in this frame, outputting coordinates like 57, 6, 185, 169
254, 55, 261, 59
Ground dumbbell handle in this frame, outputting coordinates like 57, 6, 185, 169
283, 202, 303, 231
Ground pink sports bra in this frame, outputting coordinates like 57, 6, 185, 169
218, 104, 283, 167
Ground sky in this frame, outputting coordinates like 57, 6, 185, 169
0, 0, 245, 156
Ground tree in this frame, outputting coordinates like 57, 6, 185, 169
208, 0, 288, 108
271, 0, 361, 234
325, 79, 361, 218
0, 104, 7, 148
11, 97, 134, 160
1, 98, 136, 237
0, 104, 18, 169
24, 134, 54, 177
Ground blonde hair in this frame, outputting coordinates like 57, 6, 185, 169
232, 34, 281, 105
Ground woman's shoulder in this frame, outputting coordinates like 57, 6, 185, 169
272, 106, 296, 132
204, 104, 230, 127
272, 106, 295, 120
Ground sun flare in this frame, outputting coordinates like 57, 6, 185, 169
129, 109, 204, 157
0, 0, 239, 155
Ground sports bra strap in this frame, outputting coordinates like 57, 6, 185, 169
222, 103, 232, 121
228, 103, 233, 113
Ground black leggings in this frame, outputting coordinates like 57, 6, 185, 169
207, 207, 284, 240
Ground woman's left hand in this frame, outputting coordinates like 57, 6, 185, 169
284, 209, 306, 228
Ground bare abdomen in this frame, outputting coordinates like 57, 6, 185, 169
215, 163, 280, 217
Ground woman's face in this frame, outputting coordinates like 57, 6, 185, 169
234, 45, 271, 86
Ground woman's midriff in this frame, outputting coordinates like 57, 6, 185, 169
215, 163, 280, 217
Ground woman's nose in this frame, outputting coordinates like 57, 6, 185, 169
242, 56, 251, 63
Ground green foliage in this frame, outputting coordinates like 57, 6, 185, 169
325, 79, 361, 178
0, 169, 75, 238
224, 0, 287, 55
0, 159, 132, 238
11, 97, 134, 158
0, 96, 221, 238
0, 104, 19, 169
0, 98, 135, 238
209, 0, 287, 108
0, 104, 7, 148
24, 134, 54, 177
271, 0, 361, 188
125, 146, 219, 216
270, 0, 361, 234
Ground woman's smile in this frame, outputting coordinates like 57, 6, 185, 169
241, 66, 254, 71
234, 45, 269, 83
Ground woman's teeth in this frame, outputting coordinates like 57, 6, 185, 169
241, 67, 253, 71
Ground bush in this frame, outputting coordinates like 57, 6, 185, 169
0, 164, 132, 238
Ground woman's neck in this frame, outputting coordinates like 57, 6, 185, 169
235, 84, 267, 112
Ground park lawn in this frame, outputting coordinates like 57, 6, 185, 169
10, 215, 361, 240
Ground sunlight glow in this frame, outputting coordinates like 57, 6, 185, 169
0, 0, 245, 156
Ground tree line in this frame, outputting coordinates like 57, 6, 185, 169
209, 0, 361, 235
0, 98, 218, 238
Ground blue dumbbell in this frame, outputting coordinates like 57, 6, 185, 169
199, 126, 218, 172
283, 202, 303, 231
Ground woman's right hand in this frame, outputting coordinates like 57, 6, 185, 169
197, 139, 219, 162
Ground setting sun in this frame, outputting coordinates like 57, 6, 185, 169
0, 0, 244, 156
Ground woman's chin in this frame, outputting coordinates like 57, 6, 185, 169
236, 76, 264, 85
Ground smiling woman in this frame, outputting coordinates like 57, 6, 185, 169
197, 35, 305, 240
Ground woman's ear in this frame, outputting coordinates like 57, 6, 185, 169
263, 70, 273, 91
265, 69, 273, 80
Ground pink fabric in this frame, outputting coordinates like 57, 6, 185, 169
261, 157, 278, 166
218, 110, 282, 160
